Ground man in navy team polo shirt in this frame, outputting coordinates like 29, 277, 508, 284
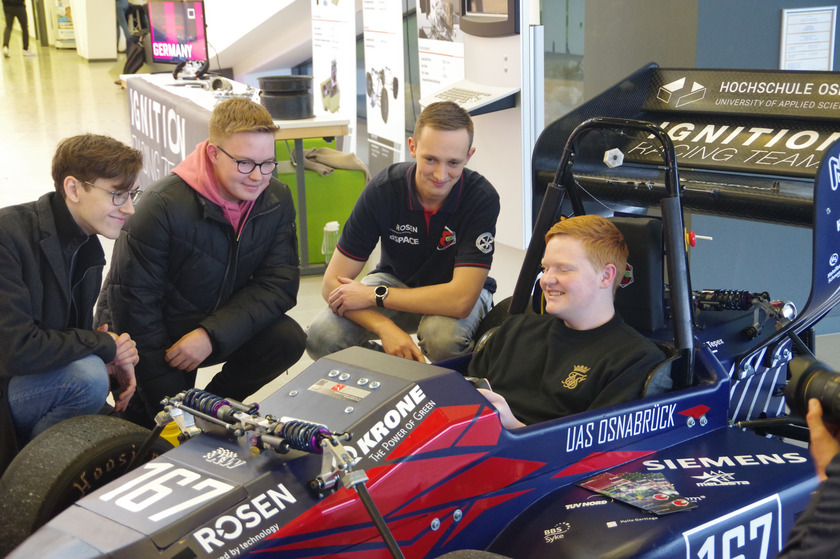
306, 101, 500, 363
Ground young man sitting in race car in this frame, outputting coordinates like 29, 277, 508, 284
469, 214, 665, 429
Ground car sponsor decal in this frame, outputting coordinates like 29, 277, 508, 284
682, 494, 782, 559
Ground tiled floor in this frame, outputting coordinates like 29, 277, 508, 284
4, 38, 839, 406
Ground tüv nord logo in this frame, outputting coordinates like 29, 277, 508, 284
657, 77, 707, 107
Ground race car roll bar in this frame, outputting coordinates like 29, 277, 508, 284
511, 117, 695, 387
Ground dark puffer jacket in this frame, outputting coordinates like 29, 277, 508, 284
98, 174, 300, 384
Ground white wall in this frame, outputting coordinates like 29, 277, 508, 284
71, 0, 118, 60
203, 0, 292, 52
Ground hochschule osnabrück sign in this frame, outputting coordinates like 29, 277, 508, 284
619, 69, 840, 179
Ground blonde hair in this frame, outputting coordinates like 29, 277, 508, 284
545, 215, 628, 294
208, 98, 278, 144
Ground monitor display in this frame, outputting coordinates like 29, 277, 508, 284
148, 0, 208, 64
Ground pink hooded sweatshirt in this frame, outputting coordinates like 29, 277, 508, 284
173, 140, 256, 236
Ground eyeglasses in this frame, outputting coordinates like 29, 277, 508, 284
216, 145, 278, 175
84, 181, 143, 206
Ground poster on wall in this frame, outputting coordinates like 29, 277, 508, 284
363, 0, 405, 175
312, 0, 357, 152
780, 6, 836, 71
417, 0, 465, 98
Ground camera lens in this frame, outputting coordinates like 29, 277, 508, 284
785, 356, 840, 423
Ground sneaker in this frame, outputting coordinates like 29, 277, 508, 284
23, 49, 36, 57
2, 46, 9, 58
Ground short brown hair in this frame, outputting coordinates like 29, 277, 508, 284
52, 134, 143, 197
208, 97, 278, 144
414, 101, 474, 147
545, 215, 628, 294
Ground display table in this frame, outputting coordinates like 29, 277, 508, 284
124, 74, 349, 275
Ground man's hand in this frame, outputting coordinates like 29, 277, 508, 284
328, 276, 376, 316
166, 328, 213, 371
806, 398, 840, 481
478, 388, 525, 429
98, 325, 139, 411
98, 324, 139, 368
106, 362, 137, 412
370, 321, 423, 362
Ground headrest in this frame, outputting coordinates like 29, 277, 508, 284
610, 217, 665, 333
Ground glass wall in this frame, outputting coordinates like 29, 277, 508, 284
540, 0, 585, 125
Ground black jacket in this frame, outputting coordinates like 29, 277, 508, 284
0, 193, 116, 470
98, 174, 300, 384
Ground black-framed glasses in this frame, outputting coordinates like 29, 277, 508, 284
216, 145, 278, 175
84, 181, 143, 206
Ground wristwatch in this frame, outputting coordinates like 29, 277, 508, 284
374, 285, 389, 308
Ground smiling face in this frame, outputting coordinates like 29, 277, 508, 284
208, 131, 276, 203
64, 177, 137, 239
539, 234, 617, 330
408, 126, 475, 211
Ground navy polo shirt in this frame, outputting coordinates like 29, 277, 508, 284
337, 162, 500, 291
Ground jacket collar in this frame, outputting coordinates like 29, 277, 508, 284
41, 192, 105, 279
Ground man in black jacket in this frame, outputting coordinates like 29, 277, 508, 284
0, 134, 142, 467
99, 98, 306, 426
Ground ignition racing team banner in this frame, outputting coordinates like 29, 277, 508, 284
614, 69, 840, 178
363, 0, 405, 175
126, 75, 209, 190
312, 0, 357, 153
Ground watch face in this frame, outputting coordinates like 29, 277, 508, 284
375, 286, 388, 296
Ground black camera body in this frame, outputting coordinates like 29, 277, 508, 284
785, 356, 840, 424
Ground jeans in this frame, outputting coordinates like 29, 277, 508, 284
3, 5, 30, 50
8, 355, 110, 443
306, 272, 494, 363
116, 0, 130, 47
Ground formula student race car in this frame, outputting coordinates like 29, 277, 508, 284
3, 66, 840, 558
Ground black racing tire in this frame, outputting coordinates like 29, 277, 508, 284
393, 77, 399, 99
0, 414, 172, 556
380, 86, 389, 123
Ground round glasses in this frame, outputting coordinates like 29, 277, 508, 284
84, 181, 143, 206
216, 145, 279, 175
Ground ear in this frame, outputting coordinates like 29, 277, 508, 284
64, 176, 83, 203
601, 263, 617, 289
465, 145, 476, 163
206, 143, 220, 165
407, 136, 416, 159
